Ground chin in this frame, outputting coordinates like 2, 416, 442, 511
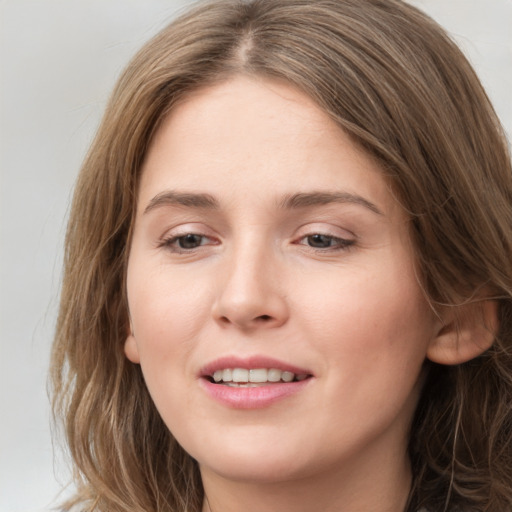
200, 456, 309, 484
191, 433, 314, 484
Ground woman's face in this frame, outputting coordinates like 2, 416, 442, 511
125, 76, 439, 484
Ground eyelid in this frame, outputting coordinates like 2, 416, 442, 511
159, 222, 214, 239
158, 233, 219, 255
296, 234, 355, 251
293, 222, 355, 240
292, 223, 357, 252
156, 223, 219, 250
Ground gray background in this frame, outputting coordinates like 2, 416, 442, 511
0, 1, 510, 511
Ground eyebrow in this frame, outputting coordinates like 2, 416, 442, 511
143, 190, 382, 215
278, 191, 382, 215
144, 191, 219, 214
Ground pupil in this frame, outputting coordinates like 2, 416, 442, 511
308, 234, 332, 248
179, 234, 202, 249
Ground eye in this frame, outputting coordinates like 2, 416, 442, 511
160, 233, 216, 252
175, 234, 206, 249
299, 233, 354, 251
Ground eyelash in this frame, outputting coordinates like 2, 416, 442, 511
159, 232, 355, 253
159, 233, 217, 253
296, 233, 355, 252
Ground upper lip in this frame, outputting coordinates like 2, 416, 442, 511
199, 355, 313, 378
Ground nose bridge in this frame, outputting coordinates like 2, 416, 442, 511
212, 232, 288, 329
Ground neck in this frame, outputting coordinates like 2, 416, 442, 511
200, 445, 412, 512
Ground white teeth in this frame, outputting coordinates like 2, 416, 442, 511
267, 368, 282, 382
210, 367, 310, 384
281, 371, 294, 382
249, 368, 268, 383
232, 368, 249, 383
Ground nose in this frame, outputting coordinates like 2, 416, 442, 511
211, 244, 289, 330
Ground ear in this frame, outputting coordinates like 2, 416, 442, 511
124, 333, 141, 364
427, 299, 498, 365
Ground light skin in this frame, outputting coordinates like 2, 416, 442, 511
124, 76, 496, 512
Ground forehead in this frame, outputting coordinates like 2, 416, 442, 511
138, 76, 399, 218
145, 77, 338, 170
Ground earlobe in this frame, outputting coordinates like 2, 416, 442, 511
124, 333, 141, 364
427, 299, 498, 365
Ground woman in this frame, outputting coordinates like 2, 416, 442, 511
51, 0, 512, 510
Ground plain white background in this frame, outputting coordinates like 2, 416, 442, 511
0, 1, 510, 511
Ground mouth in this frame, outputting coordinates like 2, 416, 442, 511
199, 356, 314, 408
205, 367, 312, 387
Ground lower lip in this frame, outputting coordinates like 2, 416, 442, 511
200, 378, 312, 409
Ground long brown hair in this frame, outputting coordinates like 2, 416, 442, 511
51, 1, 512, 510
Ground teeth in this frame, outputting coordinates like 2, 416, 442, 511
232, 368, 249, 383
281, 371, 294, 382
268, 368, 281, 382
210, 367, 309, 384
249, 368, 268, 382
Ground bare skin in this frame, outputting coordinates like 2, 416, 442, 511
125, 76, 490, 512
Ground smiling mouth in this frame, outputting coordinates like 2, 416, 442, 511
206, 368, 312, 386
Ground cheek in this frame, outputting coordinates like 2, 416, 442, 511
126, 265, 210, 425
293, 268, 431, 449
130, 260, 204, 326
294, 255, 433, 376
126, 258, 214, 375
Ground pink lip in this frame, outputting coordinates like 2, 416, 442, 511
198, 355, 313, 409
200, 379, 311, 409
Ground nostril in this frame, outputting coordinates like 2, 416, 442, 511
257, 315, 272, 321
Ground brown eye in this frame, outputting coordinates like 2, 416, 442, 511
298, 233, 354, 251
159, 230, 220, 254
176, 234, 205, 249
306, 234, 336, 248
